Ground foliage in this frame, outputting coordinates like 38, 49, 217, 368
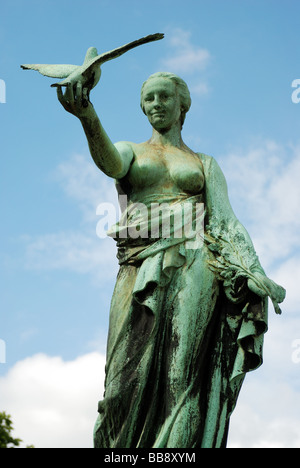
0, 412, 34, 448
205, 222, 282, 315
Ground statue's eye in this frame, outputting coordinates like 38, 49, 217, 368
144, 95, 153, 102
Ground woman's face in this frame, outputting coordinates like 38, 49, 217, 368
142, 77, 182, 131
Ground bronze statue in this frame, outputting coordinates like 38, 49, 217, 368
22, 37, 285, 448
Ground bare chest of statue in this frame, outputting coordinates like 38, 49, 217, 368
127, 143, 205, 197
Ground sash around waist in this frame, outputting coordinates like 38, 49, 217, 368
106, 193, 205, 265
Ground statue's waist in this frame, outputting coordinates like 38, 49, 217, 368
107, 193, 205, 265
107, 192, 205, 242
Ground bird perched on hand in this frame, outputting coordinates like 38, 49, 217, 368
21, 33, 164, 105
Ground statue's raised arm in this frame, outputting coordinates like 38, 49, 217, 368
21, 33, 164, 177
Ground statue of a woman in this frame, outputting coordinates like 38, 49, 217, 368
57, 71, 285, 448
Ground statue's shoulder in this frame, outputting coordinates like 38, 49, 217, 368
196, 152, 212, 162
114, 141, 146, 157
114, 140, 135, 153
196, 153, 227, 190
196, 152, 214, 173
197, 152, 225, 172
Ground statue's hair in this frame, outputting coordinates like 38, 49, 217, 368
140, 72, 192, 128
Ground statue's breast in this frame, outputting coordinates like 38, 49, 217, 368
128, 152, 168, 189
127, 147, 204, 195
169, 161, 204, 194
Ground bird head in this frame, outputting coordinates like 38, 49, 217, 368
83, 47, 98, 65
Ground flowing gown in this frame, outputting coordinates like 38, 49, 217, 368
93, 152, 269, 448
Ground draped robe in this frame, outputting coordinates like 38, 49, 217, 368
93, 153, 269, 448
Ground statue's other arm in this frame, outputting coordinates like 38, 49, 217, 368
57, 84, 133, 179
202, 154, 285, 307
203, 155, 261, 264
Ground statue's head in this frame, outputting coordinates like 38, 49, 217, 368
140, 72, 191, 129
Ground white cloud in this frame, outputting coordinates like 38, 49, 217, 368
0, 353, 105, 448
2, 348, 300, 449
54, 153, 118, 223
271, 256, 300, 312
162, 28, 210, 74
228, 352, 300, 448
22, 152, 119, 279
161, 27, 211, 97
219, 140, 300, 272
23, 231, 118, 280
190, 82, 210, 97
229, 394, 300, 448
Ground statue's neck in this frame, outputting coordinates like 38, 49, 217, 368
148, 125, 184, 149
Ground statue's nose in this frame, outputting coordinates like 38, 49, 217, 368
153, 96, 162, 108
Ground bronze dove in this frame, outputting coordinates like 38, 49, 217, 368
21, 33, 164, 92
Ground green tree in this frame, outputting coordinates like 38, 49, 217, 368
0, 412, 33, 448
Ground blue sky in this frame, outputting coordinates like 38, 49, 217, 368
1, 0, 300, 448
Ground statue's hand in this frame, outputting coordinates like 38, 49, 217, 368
57, 82, 94, 118
247, 272, 286, 303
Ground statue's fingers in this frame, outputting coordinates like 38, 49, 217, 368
82, 87, 88, 101
76, 81, 83, 102
57, 86, 71, 111
57, 86, 64, 103
271, 281, 286, 303
64, 82, 74, 103
276, 285, 286, 303
82, 87, 89, 108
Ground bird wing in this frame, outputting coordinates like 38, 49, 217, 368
81, 33, 164, 78
20, 63, 78, 79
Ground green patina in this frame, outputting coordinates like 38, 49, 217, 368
22, 43, 285, 448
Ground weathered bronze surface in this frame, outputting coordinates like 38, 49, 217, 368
22, 43, 285, 448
